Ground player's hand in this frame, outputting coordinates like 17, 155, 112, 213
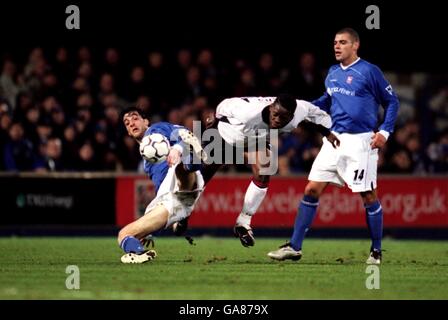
205, 114, 217, 130
327, 133, 340, 149
370, 132, 387, 149
167, 148, 182, 167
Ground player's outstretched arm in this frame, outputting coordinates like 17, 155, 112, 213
300, 121, 340, 148
301, 100, 332, 129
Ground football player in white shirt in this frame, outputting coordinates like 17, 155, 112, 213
200, 94, 339, 247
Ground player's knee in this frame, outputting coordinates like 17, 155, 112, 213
176, 166, 196, 190
304, 184, 321, 198
253, 176, 269, 188
118, 227, 131, 244
361, 191, 378, 205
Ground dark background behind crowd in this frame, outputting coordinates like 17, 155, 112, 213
0, 1, 446, 175
0, 46, 446, 175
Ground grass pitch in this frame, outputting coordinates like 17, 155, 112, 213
0, 237, 447, 299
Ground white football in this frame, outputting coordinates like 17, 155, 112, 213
139, 133, 171, 164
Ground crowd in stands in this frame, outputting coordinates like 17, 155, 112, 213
0, 47, 446, 174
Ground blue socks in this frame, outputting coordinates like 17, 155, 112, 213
120, 236, 145, 254
365, 200, 383, 251
290, 195, 319, 251
289, 195, 383, 252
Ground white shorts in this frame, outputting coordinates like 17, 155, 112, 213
144, 163, 204, 228
308, 132, 378, 192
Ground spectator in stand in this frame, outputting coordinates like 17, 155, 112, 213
233, 68, 258, 97
124, 66, 147, 103
283, 52, 324, 100
53, 47, 74, 89
37, 136, 64, 171
183, 66, 204, 104
13, 91, 34, 124
0, 59, 20, 110
0, 112, 12, 170
167, 109, 182, 125
3, 122, 40, 171
256, 53, 281, 95
385, 148, 413, 173
135, 95, 152, 117
170, 49, 193, 105
76, 141, 98, 171
61, 124, 79, 170
427, 130, 448, 173
78, 46, 92, 64
117, 134, 141, 171
146, 51, 169, 112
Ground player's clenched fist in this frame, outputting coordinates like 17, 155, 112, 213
370, 132, 387, 149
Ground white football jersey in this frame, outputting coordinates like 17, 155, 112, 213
215, 97, 331, 146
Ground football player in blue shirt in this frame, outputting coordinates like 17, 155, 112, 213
268, 28, 399, 264
118, 106, 206, 263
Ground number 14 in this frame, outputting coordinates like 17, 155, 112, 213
354, 169, 365, 181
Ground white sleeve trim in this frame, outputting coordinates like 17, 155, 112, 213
379, 130, 390, 141
171, 143, 184, 155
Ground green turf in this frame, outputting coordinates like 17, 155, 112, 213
0, 237, 447, 299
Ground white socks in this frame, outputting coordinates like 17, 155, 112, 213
236, 181, 268, 228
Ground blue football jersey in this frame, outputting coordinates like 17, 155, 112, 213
312, 58, 399, 134
142, 122, 186, 192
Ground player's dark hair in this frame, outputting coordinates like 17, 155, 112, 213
120, 106, 147, 121
275, 94, 297, 113
336, 27, 360, 43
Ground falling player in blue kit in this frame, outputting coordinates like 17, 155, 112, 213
118, 106, 206, 264
268, 28, 400, 264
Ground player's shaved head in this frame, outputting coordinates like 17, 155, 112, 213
266, 93, 297, 129
336, 27, 360, 43
274, 94, 297, 113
